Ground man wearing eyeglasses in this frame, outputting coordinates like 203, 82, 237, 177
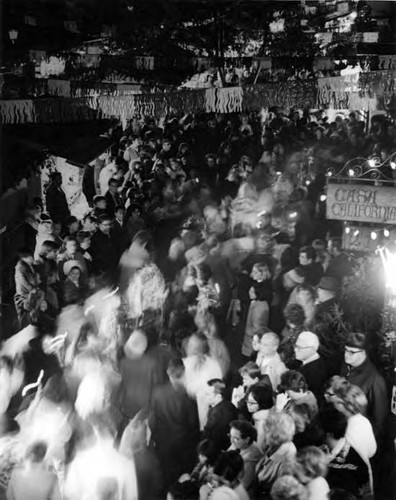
341, 331, 389, 499
341, 332, 388, 440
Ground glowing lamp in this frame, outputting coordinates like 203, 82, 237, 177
9, 30, 18, 43
327, 171, 333, 177
345, 227, 351, 234
384, 229, 390, 237
289, 212, 297, 219
368, 159, 376, 168
378, 247, 396, 296
215, 283, 220, 294
390, 162, 396, 170
305, 180, 311, 186
348, 168, 355, 177
353, 229, 360, 236
276, 171, 281, 176
371, 231, 377, 240
320, 194, 327, 202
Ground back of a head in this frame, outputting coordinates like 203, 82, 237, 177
26, 440, 47, 463
213, 450, 244, 483
167, 358, 185, 380
124, 329, 148, 359
295, 446, 328, 483
279, 370, 308, 393
320, 404, 347, 439
248, 383, 274, 410
208, 378, 227, 398
271, 475, 307, 500
42, 373, 69, 405
297, 331, 320, 350
186, 331, 209, 357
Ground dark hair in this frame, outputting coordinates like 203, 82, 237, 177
300, 246, 316, 262
283, 304, 306, 327
93, 196, 106, 204
99, 214, 113, 224
63, 235, 77, 244
247, 384, 274, 410
197, 439, 217, 464
208, 378, 226, 398
239, 361, 262, 380
295, 284, 316, 301
278, 370, 308, 393
40, 240, 59, 255
328, 489, 357, 500
320, 404, 348, 439
167, 358, 185, 379
230, 420, 257, 444
17, 248, 33, 259
66, 216, 78, 226
213, 450, 244, 483
26, 441, 47, 462
108, 177, 119, 187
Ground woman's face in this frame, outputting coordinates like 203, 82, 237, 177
229, 427, 250, 450
69, 268, 81, 281
246, 394, 260, 414
251, 264, 267, 282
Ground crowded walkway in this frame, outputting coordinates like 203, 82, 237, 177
1, 109, 396, 500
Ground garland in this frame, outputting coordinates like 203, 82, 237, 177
0, 71, 393, 125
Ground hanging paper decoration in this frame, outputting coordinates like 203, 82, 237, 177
363, 32, 379, 43
24, 15, 37, 26
64, 21, 78, 33
48, 79, 71, 97
38, 57, 66, 78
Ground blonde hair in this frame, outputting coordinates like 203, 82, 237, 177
260, 410, 295, 451
327, 376, 368, 416
295, 446, 328, 484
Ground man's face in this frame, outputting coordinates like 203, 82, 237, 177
260, 335, 277, 357
47, 250, 57, 261
299, 252, 310, 266
115, 209, 124, 222
100, 220, 112, 235
97, 200, 107, 210
65, 241, 77, 255
163, 142, 172, 152
344, 346, 366, 368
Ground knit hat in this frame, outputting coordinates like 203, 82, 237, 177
345, 332, 366, 349
317, 276, 339, 292
63, 259, 84, 276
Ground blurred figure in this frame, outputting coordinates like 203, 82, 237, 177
7, 441, 61, 500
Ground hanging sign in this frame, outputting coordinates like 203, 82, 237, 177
327, 183, 396, 225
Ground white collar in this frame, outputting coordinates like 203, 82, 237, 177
302, 352, 320, 365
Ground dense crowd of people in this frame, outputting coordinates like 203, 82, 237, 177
1, 108, 396, 500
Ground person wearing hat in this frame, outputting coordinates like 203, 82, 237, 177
295, 331, 328, 402
61, 259, 86, 306
314, 276, 339, 316
341, 332, 388, 440
45, 171, 70, 230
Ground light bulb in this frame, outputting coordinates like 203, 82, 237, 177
289, 212, 297, 219
348, 169, 355, 177
368, 159, 376, 168
327, 171, 333, 177
306, 180, 311, 186
354, 230, 360, 236
384, 229, 390, 237
320, 194, 327, 202
345, 227, 351, 234
390, 162, 396, 170
371, 231, 377, 240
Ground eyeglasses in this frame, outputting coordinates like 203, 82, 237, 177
246, 399, 259, 406
228, 432, 242, 442
345, 348, 364, 356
